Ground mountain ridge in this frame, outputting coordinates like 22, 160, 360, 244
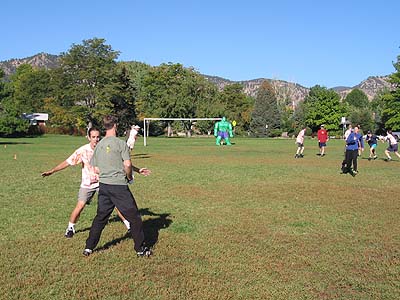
0, 53, 394, 107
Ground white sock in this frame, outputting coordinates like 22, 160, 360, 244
123, 220, 130, 230
68, 222, 75, 229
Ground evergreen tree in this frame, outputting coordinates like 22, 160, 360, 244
250, 80, 280, 137
110, 64, 137, 135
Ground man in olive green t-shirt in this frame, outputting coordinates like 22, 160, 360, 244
83, 115, 152, 257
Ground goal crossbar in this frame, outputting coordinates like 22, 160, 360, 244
143, 117, 222, 146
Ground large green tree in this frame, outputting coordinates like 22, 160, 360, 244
0, 67, 37, 136
54, 38, 121, 129
216, 83, 253, 133
344, 88, 374, 131
250, 80, 280, 137
344, 88, 369, 108
137, 63, 219, 134
381, 54, 400, 130
303, 85, 345, 132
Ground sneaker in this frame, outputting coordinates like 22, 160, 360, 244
350, 170, 358, 177
65, 227, 75, 238
368, 157, 372, 161
82, 249, 93, 256
137, 246, 152, 257
294, 154, 299, 158
385, 158, 392, 162
373, 155, 378, 160
299, 154, 304, 158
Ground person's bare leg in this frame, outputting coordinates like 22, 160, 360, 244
116, 207, 130, 230
65, 200, 86, 238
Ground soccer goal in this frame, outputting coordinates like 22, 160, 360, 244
143, 117, 222, 146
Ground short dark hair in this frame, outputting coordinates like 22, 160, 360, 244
103, 115, 118, 130
88, 127, 100, 137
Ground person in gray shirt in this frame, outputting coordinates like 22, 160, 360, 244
83, 115, 152, 257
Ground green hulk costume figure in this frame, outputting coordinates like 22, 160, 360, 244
214, 117, 233, 145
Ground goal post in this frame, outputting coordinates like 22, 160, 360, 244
143, 117, 222, 146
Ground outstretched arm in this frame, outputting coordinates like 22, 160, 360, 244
123, 160, 151, 180
41, 160, 70, 177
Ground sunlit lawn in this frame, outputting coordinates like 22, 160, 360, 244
0, 134, 399, 300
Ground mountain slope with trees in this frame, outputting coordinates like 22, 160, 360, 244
1, 40, 399, 137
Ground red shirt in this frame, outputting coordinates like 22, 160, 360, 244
317, 129, 328, 143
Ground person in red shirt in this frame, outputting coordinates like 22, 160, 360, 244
317, 124, 329, 156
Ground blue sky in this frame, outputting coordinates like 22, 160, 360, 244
1, 0, 399, 88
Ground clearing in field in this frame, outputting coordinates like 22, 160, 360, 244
0, 135, 399, 300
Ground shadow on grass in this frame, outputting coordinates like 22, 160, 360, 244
0, 141, 32, 145
141, 208, 172, 247
130, 153, 151, 159
86, 208, 172, 253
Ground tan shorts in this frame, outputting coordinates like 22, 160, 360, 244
77, 187, 99, 204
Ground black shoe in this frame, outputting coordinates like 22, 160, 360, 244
137, 246, 152, 257
373, 155, 378, 160
294, 154, 299, 158
65, 228, 75, 238
299, 154, 304, 158
368, 157, 372, 161
83, 249, 93, 256
350, 170, 358, 177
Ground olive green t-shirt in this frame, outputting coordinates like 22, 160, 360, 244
90, 136, 130, 185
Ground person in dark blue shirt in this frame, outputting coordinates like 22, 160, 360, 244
342, 126, 364, 176
365, 130, 378, 160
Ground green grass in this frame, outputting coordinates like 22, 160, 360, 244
0, 135, 399, 299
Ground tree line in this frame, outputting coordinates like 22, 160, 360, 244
0, 38, 399, 137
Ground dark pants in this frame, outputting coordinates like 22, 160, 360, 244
85, 183, 145, 252
344, 149, 359, 172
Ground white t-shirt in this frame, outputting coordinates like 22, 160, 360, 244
296, 129, 306, 144
384, 134, 397, 145
344, 128, 352, 139
66, 143, 99, 189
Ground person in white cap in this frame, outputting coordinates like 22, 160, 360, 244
127, 125, 140, 151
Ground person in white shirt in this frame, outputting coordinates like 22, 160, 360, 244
382, 130, 400, 161
294, 127, 306, 158
127, 125, 140, 151
344, 124, 353, 140
41, 128, 131, 238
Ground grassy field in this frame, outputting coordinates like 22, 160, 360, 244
0, 135, 399, 300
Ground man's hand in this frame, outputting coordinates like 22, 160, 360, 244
138, 168, 151, 176
41, 170, 53, 177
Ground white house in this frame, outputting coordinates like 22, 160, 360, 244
22, 113, 49, 126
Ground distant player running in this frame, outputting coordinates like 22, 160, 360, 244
294, 127, 306, 158
317, 125, 329, 156
365, 130, 378, 160
382, 130, 400, 161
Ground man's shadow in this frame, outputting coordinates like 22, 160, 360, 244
89, 208, 172, 252
131, 153, 151, 159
